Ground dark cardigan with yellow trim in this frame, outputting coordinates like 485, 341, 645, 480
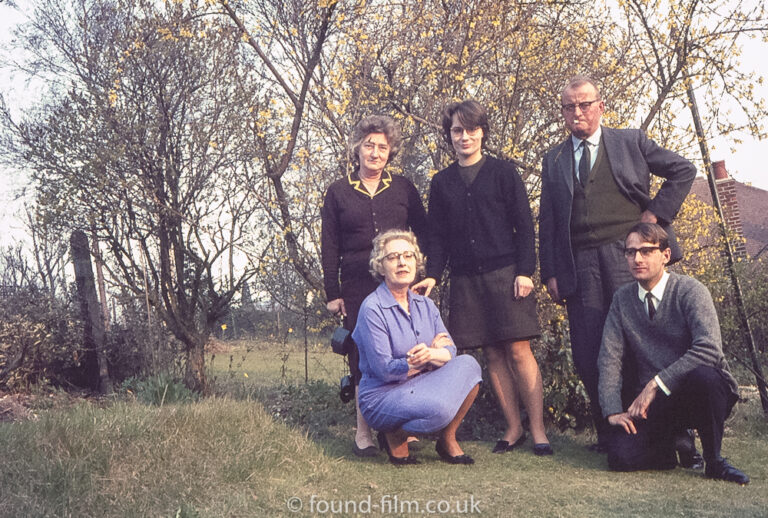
321, 170, 427, 302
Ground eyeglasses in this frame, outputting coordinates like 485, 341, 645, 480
623, 246, 662, 258
561, 100, 600, 112
450, 126, 482, 137
384, 251, 416, 262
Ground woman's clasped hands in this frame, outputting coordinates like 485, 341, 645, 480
406, 332, 453, 376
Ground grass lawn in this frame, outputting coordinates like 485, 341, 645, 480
1, 341, 766, 517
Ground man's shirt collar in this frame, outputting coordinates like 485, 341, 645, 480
571, 125, 602, 149
637, 270, 670, 304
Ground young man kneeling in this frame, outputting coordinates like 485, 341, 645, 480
598, 223, 748, 484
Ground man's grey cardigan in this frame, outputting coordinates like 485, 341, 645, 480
598, 272, 738, 417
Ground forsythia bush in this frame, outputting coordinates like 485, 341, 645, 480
0, 289, 83, 389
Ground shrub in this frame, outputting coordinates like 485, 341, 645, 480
710, 258, 768, 384
536, 315, 591, 431
0, 284, 187, 392
0, 288, 84, 390
673, 194, 768, 386
261, 380, 348, 435
104, 291, 186, 383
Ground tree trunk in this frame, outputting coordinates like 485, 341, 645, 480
70, 230, 113, 394
183, 336, 208, 395
91, 230, 113, 395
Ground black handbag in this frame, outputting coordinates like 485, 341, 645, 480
339, 374, 354, 403
330, 318, 354, 355
330, 317, 355, 403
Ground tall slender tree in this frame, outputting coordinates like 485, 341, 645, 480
2, 0, 267, 392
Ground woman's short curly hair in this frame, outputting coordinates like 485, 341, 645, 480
349, 115, 402, 166
369, 229, 425, 282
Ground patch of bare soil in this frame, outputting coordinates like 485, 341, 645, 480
0, 389, 104, 423
0, 393, 38, 423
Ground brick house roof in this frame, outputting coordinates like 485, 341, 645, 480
689, 170, 768, 259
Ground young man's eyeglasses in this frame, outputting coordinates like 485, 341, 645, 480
384, 251, 416, 262
561, 100, 600, 112
623, 246, 662, 258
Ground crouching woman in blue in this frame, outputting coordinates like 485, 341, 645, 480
352, 229, 482, 465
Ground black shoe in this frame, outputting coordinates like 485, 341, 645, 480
533, 443, 554, 456
378, 432, 420, 465
675, 429, 704, 469
705, 459, 750, 485
436, 440, 475, 465
353, 440, 380, 458
492, 433, 527, 453
679, 451, 704, 470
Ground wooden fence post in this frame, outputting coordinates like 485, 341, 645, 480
70, 230, 112, 394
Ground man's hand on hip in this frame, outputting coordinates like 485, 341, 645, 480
640, 210, 658, 224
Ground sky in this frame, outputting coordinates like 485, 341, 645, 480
1, 2, 767, 247
705, 34, 768, 189
0, 4, 31, 245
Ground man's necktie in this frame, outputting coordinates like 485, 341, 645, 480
646, 292, 656, 320
578, 140, 591, 186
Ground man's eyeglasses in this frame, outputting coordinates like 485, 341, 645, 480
561, 100, 600, 112
623, 246, 662, 258
384, 251, 416, 262
450, 126, 482, 137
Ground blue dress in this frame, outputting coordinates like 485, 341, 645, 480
352, 283, 482, 434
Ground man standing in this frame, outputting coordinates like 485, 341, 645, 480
539, 75, 696, 451
598, 223, 748, 484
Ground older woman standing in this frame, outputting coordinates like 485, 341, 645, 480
321, 115, 428, 457
352, 230, 482, 465
413, 100, 552, 455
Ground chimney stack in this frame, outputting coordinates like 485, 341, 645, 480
712, 160, 747, 258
